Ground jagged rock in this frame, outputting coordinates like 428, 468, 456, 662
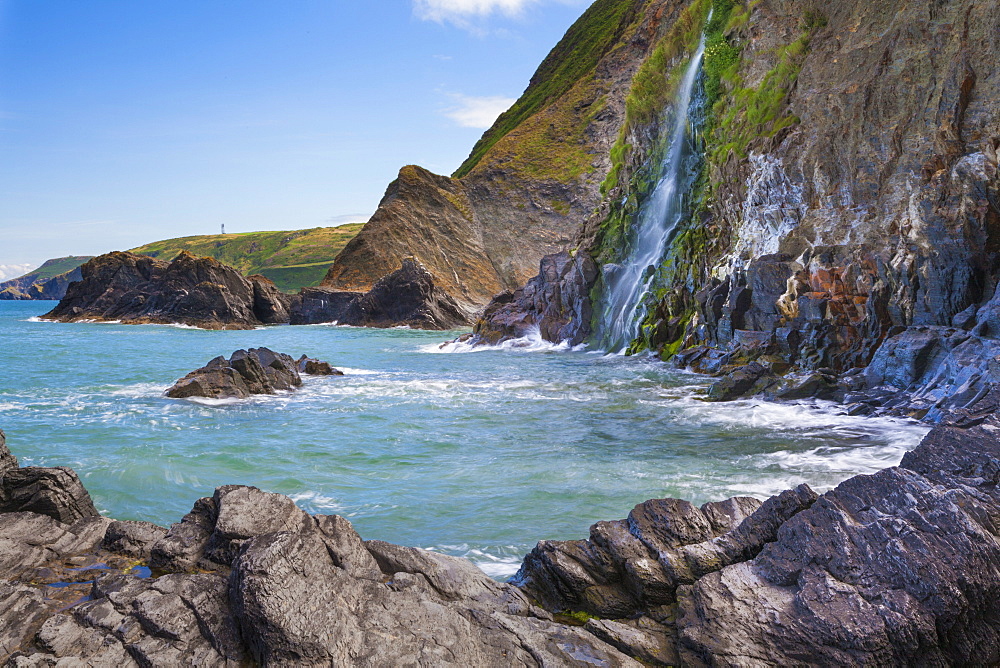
165, 347, 305, 400
290, 258, 468, 330
101, 520, 168, 560
41, 251, 291, 330
514, 495, 766, 618
0, 430, 16, 476
296, 355, 343, 376
706, 362, 776, 401
473, 250, 599, 346
674, 419, 1000, 665
0, 468, 99, 524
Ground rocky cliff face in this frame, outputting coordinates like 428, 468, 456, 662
322, 0, 695, 319
476, 0, 1000, 417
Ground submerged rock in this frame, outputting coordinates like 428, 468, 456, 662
42, 251, 291, 330
290, 258, 468, 330
164, 347, 330, 400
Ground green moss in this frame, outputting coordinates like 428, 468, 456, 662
555, 610, 599, 626
453, 0, 646, 179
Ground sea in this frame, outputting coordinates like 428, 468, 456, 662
0, 301, 929, 578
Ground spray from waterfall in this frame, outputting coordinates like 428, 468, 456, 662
594, 30, 709, 354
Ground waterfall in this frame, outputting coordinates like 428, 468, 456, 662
594, 33, 709, 354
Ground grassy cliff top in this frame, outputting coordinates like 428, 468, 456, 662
129, 225, 364, 292
452, 0, 646, 179
13, 256, 94, 282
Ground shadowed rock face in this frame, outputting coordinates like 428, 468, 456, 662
473, 251, 598, 346
42, 251, 291, 330
291, 258, 468, 330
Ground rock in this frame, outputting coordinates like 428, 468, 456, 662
296, 355, 343, 375
290, 258, 468, 330
472, 250, 599, 346
41, 251, 291, 330
0, 430, 16, 476
706, 362, 776, 401
674, 420, 1000, 665
101, 520, 168, 560
0, 468, 99, 524
165, 347, 303, 400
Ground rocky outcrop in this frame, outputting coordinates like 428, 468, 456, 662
4, 411, 1000, 665
472, 251, 598, 346
164, 348, 337, 400
0, 438, 642, 666
42, 251, 291, 330
290, 258, 468, 330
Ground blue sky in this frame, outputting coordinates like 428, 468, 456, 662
0, 0, 590, 270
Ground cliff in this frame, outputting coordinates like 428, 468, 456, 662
476, 0, 1000, 418
0, 256, 93, 301
321, 0, 692, 319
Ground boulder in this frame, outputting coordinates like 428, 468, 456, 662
290, 258, 468, 330
296, 355, 344, 376
165, 348, 307, 400
0, 468, 100, 524
41, 251, 291, 330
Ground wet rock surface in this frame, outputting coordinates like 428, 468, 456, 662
42, 251, 292, 330
2, 413, 1000, 665
165, 347, 339, 400
472, 251, 598, 346
290, 258, 468, 330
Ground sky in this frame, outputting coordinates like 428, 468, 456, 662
0, 0, 591, 270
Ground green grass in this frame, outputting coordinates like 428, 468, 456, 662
129, 224, 364, 293
17, 256, 94, 282
452, 0, 646, 179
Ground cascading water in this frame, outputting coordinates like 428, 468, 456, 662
594, 32, 709, 354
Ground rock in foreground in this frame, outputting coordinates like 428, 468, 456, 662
3, 412, 1000, 665
166, 348, 340, 400
42, 251, 291, 330
290, 257, 468, 330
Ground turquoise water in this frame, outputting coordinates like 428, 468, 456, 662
0, 301, 928, 577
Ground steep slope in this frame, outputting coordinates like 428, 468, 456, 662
322, 0, 694, 319
129, 225, 363, 293
477, 0, 1000, 416
0, 256, 93, 301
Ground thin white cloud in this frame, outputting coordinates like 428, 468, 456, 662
414, 0, 536, 23
0, 263, 36, 282
444, 94, 515, 129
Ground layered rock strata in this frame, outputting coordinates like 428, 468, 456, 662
290, 258, 467, 330
3, 409, 1000, 664
165, 348, 338, 400
42, 251, 290, 330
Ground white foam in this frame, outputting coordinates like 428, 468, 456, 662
288, 491, 345, 513
110, 383, 169, 398
424, 545, 524, 579
423, 326, 585, 354
180, 396, 245, 407
335, 367, 381, 376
